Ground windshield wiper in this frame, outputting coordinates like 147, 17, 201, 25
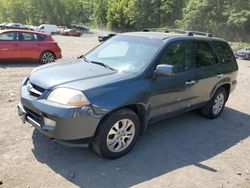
90, 61, 116, 71
79, 55, 91, 63
80, 56, 116, 71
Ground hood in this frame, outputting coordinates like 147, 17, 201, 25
29, 58, 131, 90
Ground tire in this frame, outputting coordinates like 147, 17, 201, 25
91, 108, 141, 159
39, 51, 55, 64
201, 87, 227, 119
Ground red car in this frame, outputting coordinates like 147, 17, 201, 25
61, 29, 82, 37
0, 29, 62, 63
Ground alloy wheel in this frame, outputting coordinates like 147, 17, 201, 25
212, 93, 225, 115
106, 119, 135, 153
41, 52, 54, 64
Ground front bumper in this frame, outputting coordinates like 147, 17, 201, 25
18, 85, 102, 141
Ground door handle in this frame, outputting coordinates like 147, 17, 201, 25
185, 80, 196, 85
217, 74, 224, 78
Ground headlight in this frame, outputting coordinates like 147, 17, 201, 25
47, 88, 90, 106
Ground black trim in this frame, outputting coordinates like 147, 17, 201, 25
53, 137, 93, 147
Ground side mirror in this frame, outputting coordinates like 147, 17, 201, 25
155, 64, 174, 77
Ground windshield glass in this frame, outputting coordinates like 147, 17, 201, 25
85, 35, 163, 73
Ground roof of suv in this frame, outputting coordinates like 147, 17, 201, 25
121, 32, 226, 42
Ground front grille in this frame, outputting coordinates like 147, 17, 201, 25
24, 107, 42, 124
27, 81, 45, 97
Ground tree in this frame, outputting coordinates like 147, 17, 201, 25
93, 0, 108, 27
175, 0, 250, 41
107, 0, 135, 31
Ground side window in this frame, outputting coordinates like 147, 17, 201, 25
212, 41, 235, 64
0, 32, 16, 41
158, 41, 191, 73
193, 42, 218, 68
35, 34, 46, 41
18, 32, 35, 41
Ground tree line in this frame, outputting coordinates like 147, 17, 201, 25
0, 0, 249, 41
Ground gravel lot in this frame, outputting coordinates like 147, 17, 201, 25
0, 32, 250, 188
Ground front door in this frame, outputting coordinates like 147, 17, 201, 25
0, 31, 20, 60
149, 41, 195, 121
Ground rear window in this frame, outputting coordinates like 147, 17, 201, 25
17, 32, 46, 41
20, 32, 35, 41
212, 41, 235, 63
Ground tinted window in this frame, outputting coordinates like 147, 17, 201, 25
0, 32, 16, 41
212, 41, 235, 63
159, 41, 191, 73
36, 34, 46, 41
193, 42, 218, 68
19, 32, 35, 41
17, 32, 45, 41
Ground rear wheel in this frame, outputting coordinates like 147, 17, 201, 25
39, 51, 55, 64
91, 109, 140, 159
201, 87, 227, 119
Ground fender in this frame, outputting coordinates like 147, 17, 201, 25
210, 77, 231, 100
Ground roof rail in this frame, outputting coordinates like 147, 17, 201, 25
143, 28, 169, 33
142, 28, 213, 37
187, 31, 213, 37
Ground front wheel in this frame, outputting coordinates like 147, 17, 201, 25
91, 109, 141, 159
39, 51, 55, 64
201, 87, 227, 119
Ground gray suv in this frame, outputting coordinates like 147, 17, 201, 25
18, 32, 238, 159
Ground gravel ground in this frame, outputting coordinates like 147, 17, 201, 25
0, 32, 250, 188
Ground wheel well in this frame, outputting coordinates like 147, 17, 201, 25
219, 83, 231, 100
125, 104, 147, 134
97, 104, 147, 136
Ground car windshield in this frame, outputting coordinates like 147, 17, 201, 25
84, 35, 163, 73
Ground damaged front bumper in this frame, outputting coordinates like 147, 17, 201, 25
17, 86, 103, 141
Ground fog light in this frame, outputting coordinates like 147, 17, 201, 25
43, 117, 56, 131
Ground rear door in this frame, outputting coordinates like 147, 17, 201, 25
0, 31, 20, 60
212, 41, 238, 73
190, 41, 222, 106
17, 32, 42, 60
